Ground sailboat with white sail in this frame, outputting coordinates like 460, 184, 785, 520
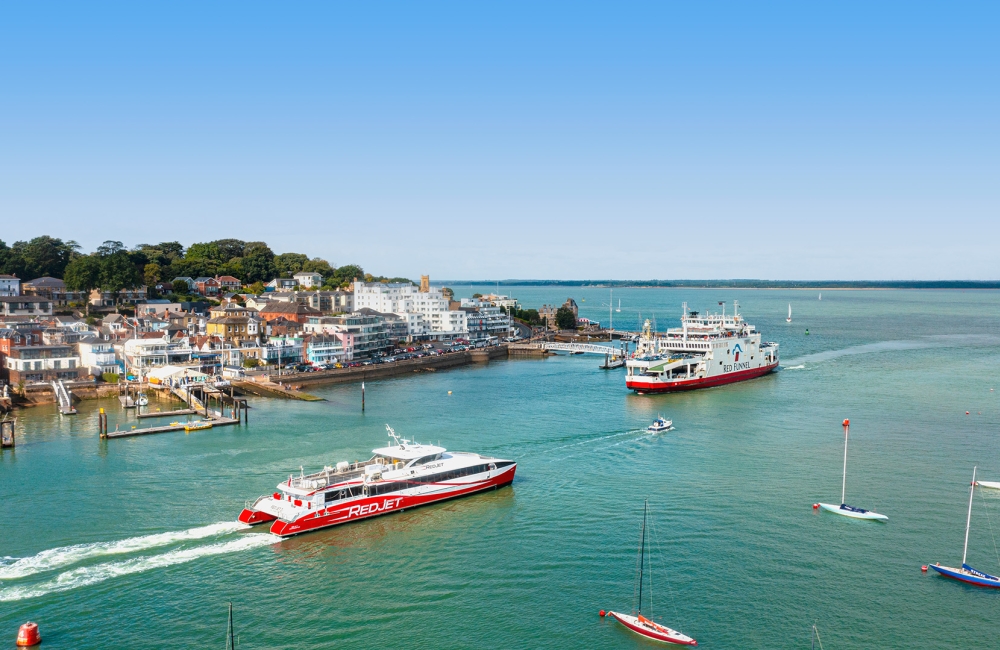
929, 466, 1000, 588
616, 299, 621, 313
604, 501, 696, 645
816, 419, 888, 521
786, 304, 792, 323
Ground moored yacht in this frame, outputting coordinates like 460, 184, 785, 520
239, 426, 517, 536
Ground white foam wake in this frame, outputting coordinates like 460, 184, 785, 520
783, 364, 806, 370
0, 533, 279, 602
0, 522, 249, 581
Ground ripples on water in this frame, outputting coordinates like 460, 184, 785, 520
2, 289, 1000, 648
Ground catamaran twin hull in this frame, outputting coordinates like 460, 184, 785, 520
239, 436, 516, 537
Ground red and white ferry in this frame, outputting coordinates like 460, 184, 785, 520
625, 301, 778, 394
238, 426, 516, 537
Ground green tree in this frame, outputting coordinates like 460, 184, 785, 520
555, 306, 578, 330
185, 242, 223, 262
240, 242, 275, 284
7, 236, 79, 278
100, 250, 141, 308
209, 239, 246, 261
274, 252, 309, 277
173, 279, 191, 294
302, 257, 334, 279
332, 264, 364, 288
144, 262, 162, 287
0, 240, 12, 275
248, 281, 265, 295
63, 255, 103, 315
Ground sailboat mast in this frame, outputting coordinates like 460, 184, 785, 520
841, 420, 849, 505
963, 466, 977, 566
638, 500, 647, 615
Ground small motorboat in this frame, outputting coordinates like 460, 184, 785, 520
647, 417, 673, 433
184, 420, 213, 432
136, 393, 149, 407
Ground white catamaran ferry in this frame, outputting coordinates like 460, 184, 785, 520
239, 426, 516, 536
625, 302, 779, 394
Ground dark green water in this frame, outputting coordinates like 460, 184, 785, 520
2, 289, 999, 648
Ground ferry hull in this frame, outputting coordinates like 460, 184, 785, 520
262, 465, 516, 537
627, 362, 778, 394
238, 508, 277, 525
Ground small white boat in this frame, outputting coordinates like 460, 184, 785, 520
786, 304, 792, 323
136, 393, 149, 407
976, 481, 1000, 490
616, 299, 621, 313
816, 419, 888, 522
647, 417, 673, 433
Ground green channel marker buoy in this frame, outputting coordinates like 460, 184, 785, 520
805, 329, 810, 335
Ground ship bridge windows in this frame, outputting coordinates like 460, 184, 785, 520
411, 453, 442, 466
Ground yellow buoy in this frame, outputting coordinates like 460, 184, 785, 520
448, 391, 452, 395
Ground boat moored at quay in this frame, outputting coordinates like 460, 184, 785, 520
625, 302, 778, 394
239, 426, 516, 536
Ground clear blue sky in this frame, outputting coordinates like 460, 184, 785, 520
1, 2, 997, 280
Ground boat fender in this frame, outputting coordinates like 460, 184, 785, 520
599, 610, 606, 617
921, 565, 928, 572
812, 504, 819, 509
273, 492, 281, 499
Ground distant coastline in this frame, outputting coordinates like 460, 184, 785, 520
442, 280, 1000, 289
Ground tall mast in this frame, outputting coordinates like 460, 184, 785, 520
963, 466, 977, 566
841, 420, 849, 505
638, 500, 647, 615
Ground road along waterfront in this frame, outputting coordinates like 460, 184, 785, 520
2, 289, 1000, 648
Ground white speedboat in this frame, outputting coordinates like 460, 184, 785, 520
647, 417, 673, 433
239, 425, 516, 537
136, 393, 149, 407
975, 480, 1000, 490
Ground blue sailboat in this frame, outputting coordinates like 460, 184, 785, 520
929, 466, 1000, 588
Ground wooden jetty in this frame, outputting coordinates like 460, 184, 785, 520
137, 408, 197, 419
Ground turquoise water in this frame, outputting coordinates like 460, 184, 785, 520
2, 289, 1000, 648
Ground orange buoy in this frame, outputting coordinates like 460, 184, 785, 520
813, 503, 819, 509
966, 411, 970, 415
599, 610, 606, 617
16, 622, 41, 647
921, 565, 928, 572
842, 419, 849, 426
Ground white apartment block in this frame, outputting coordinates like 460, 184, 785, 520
353, 281, 467, 340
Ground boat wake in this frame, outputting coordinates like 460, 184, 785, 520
0, 533, 279, 602
784, 334, 1000, 367
0, 522, 250, 581
783, 364, 806, 370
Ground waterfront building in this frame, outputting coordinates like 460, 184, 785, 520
122, 336, 193, 377
306, 334, 345, 365
216, 275, 242, 292
136, 300, 183, 317
77, 337, 119, 376
206, 315, 260, 345
293, 271, 322, 289
89, 286, 147, 308
5, 344, 82, 384
266, 278, 297, 291
260, 336, 304, 366
22, 277, 87, 306
539, 298, 579, 329
257, 301, 322, 324
266, 290, 353, 314
0, 296, 53, 318
0, 275, 20, 297
193, 277, 220, 296
463, 305, 511, 342
303, 312, 390, 358
353, 280, 468, 341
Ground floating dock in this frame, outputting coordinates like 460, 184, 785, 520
136, 408, 197, 419
105, 416, 239, 438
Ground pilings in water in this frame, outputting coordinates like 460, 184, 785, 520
98, 407, 108, 438
1, 418, 15, 448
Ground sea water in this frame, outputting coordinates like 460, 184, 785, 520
1, 289, 999, 648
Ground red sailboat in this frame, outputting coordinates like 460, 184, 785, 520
605, 500, 697, 646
